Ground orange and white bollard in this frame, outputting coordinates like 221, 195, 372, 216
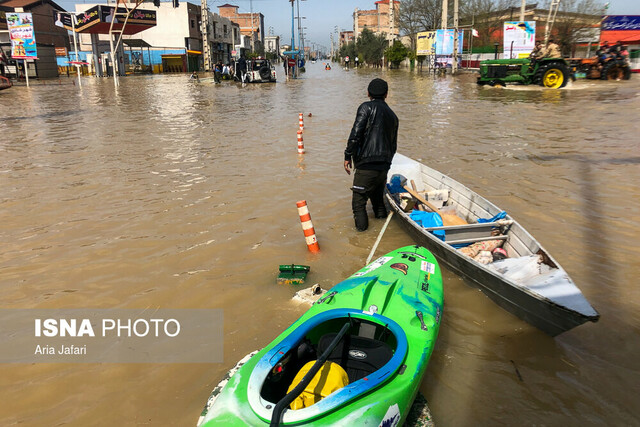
298, 113, 304, 131
297, 130, 305, 154
296, 200, 319, 253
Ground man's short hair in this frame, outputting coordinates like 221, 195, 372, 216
368, 78, 388, 98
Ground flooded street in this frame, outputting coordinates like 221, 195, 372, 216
1, 65, 639, 426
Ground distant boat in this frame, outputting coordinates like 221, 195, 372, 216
385, 153, 600, 336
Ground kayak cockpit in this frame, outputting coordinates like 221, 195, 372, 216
247, 308, 407, 424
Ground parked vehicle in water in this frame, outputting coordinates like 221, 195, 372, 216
246, 58, 276, 83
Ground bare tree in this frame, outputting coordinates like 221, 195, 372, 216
459, 0, 518, 48
397, 0, 441, 50
540, 0, 604, 56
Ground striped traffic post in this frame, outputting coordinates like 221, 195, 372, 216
296, 200, 319, 253
299, 113, 304, 131
297, 130, 305, 154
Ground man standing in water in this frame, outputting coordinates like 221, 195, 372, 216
344, 78, 398, 231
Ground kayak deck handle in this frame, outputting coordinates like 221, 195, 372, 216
316, 291, 337, 305
416, 311, 428, 331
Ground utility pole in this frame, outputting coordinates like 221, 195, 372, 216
290, 0, 295, 50
452, 0, 458, 74
441, 0, 448, 29
250, 0, 254, 52
296, 0, 301, 53
201, 0, 211, 71
388, 0, 395, 43
520, 0, 526, 22
330, 33, 334, 61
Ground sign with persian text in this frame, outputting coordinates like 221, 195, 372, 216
503, 21, 536, 59
7, 13, 38, 59
602, 16, 640, 31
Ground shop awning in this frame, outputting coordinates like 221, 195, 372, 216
75, 5, 156, 35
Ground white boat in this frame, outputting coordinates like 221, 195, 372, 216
385, 153, 599, 336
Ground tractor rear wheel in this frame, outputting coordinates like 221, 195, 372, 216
601, 61, 624, 80
537, 63, 569, 88
623, 65, 632, 80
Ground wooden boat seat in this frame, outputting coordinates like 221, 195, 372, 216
423, 220, 513, 245
317, 333, 393, 383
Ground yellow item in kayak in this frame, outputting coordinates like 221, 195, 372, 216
288, 361, 349, 410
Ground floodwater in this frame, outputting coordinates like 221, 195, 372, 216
1, 65, 639, 426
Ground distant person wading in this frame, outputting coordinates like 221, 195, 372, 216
344, 78, 398, 231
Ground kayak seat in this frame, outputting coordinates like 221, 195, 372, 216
287, 361, 349, 410
317, 333, 393, 382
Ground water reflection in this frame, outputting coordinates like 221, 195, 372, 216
0, 68, 639, 426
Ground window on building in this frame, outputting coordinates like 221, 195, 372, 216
223, 25, 227, 36
191, 19, 195, 29
213, 22, 217, 37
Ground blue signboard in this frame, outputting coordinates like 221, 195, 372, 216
434, 29, 464, 55
602, 16, 640, 31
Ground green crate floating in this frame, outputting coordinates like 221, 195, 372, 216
277, 264, 310, 285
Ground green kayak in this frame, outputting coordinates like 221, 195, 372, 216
198, 245, 443, 426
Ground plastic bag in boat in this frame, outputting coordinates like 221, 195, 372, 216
387, 174, 407, 194
410, 210, 445, 241
477, 211, 507, 223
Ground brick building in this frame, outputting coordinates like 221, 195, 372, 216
218, 3, 264, 52
353, 0, 399, 42
340, 30, 354, 48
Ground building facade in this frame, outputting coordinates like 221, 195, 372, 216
73, 2, 237, 74
264, 35, 279, 57
353, 0, 399, 42
340, 30, 354, 48
218, 3, 264, 52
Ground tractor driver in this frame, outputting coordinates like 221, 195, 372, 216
543, 39, 562, 59
528, 40, 544, 71
530, 40, 544, 59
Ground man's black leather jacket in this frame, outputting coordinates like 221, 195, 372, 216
345, 98, 398, 169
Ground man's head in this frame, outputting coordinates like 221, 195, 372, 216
368, 78, 388, 99
547, 38, 555, 44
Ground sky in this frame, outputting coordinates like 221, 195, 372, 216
53, 0, 640, 50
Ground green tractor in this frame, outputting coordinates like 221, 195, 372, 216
477, 57, 571, 89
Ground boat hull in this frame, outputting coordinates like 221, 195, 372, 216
386, 154, 599, 336
199, 245, 443, 426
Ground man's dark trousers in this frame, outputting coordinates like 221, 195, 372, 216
351, 168, 388, 231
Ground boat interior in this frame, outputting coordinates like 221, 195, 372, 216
386, 155, 567, 284
260, 316, 398, 410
